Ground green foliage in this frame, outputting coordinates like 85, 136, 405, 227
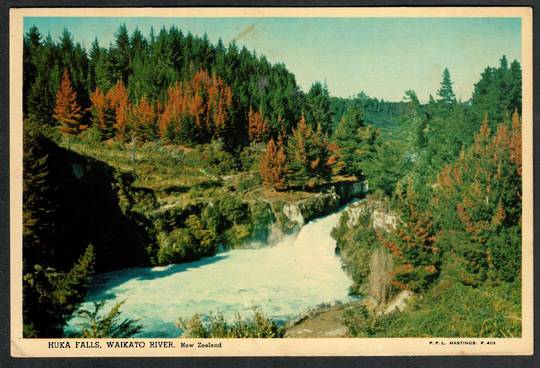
198, 140, 240, 175
331, 203, 381, 295
79, 125, 103, 144
178, 308, 284, 338
330, 92, 406, 135
218, 195, 248, 225
436, 68, 456, 106
68, 300, 143, 338
23, 119, 56, 269
304, 81, 333, 133
431, 115, 522, 286
332, 105, 379, 177
471, 55, 521, 126
392, 181, 441, 292
344, 281, 521, 338
363, 140, 408, 197
285, 116, 333, 189
23, 245, 95, 337
342, 304, 390, 337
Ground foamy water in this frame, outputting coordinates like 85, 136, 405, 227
65, 207, 353, 337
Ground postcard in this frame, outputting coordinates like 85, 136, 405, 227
9, 6, 533, 357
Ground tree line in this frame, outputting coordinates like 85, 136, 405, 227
24, 25, 332, 147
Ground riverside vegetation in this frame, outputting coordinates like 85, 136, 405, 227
23, 24, 522, 338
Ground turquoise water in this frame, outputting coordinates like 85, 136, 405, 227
66, 207, 353, 337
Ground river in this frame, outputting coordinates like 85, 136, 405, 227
65, 205, 354, 337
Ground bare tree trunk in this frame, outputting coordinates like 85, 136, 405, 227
368, 247, 394, 305
130, 136, 136, 164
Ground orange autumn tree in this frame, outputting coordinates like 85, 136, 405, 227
53, 69, 85, 141
190, 69, 232, 141
159, 70, 232, 144
130, 96, 156, 142
89, 87, 108, 129
248, 107, 270, 143
89, 87, 115, 139
107, 80, 129, 140
159, 81, 191, 142
259, 136, 287, 190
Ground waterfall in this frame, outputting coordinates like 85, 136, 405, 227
65, 204, 354, 338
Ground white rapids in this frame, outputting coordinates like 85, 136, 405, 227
65, 206, 354, 337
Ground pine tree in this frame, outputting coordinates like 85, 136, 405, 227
94, 50, 115, 92
392, 180, 440, 292
333, 105, 366, 176
28, 74, 55, 126
286, 115, 310, 187
248, 107, 269, 143
53, 69, 85, 146
113, 24, 131, 83
89, 87, 115, 139
131, 96, 156, 142
107, 80, 129, 140
304, 81, 333, 133
23, 119, 56, 271
436, 68, 456, 105
23, 26, 42, 115
69, 300, 142, 338
23, 244, 95, 337
259, 137, 287, 190
433, 114, 522, 285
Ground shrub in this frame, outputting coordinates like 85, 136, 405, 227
178, 308, 284, 338
79, 126, 103, 145
343, 281, 521, 338
67, 300, 142, 338
218, 195, 248, 225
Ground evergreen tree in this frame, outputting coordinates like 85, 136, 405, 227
304, 81, 333, 133
94, 49, 115, 92
436, 68, 456, 105
87, 38, 101, 92
23, 26, 42, 115
28, 75, 55, 125
471, 57, 521, 126
23, 245, 95, 337
332, 105, 366, 177
112, 24, 131, 83
392, 180, 441, 292
23, 119, 56, 270
286, 115, 331, 188
433, 115, 521, 285
69, 300, 142, 338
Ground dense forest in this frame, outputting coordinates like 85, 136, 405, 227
23, 24, 522, 338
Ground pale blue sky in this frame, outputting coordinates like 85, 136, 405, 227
24, 17, 521, 102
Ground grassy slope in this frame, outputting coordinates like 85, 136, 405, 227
66, 136, 358, 211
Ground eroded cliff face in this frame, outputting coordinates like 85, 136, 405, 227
273, 180, 366, 232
